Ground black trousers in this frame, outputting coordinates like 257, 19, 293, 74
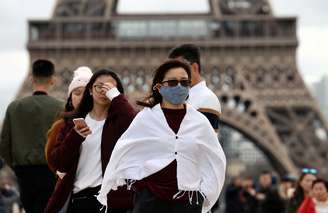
14, 165, 55, 213
132, 189, 203, 213
69, 186, 130, 213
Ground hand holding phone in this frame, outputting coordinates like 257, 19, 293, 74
73, 118, 92, 137
73, 118, 87, 129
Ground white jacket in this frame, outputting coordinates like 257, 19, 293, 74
97, 104, 226, 212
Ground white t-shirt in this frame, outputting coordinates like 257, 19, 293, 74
314, 199, 328, 213
187, 81, 221, 116
73, 114, 105, 193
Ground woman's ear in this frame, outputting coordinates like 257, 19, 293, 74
89, 88, 93, 95
153, 83, 161, 92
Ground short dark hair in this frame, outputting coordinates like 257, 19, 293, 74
32, 59, 55, 78
312, 179, 328, 190
168, 44, 201, 73
260, 170, 271, 176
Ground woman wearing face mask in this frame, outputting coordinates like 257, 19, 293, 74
45, 69, 136, 213
286, 169, 317, 213
46, 66, 93, 176
97, 59, 226, 213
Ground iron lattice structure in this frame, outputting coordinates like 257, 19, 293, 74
20, 0, 328, 177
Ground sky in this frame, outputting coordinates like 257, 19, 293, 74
0, 0, 328, 120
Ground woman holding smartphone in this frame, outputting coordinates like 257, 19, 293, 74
97, 59, 226, 213
46, 66, 92, 175
45, 69, 136, 213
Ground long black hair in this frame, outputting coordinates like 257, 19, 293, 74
64, 68, 124, 120
137, 59, 191, 108
65, 95, 74, 112
288, 173, 316, 212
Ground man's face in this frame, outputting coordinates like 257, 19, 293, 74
312, 182, 328, 202
281, 181, 292, 190
259, 174, 272, 188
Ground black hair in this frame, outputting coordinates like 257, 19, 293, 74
260, 170, 271, 176
137, 59, 191, 108
168, 44, 201, 73
65, 68, 124, 120
32, 59, 55, 77
65, 94, 74, 112
289, 173, 317, 210
312, 179, 328, 190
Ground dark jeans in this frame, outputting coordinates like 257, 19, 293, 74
69, 186, 130, 213
133, 189, 203, 213
14, 165, 55, 213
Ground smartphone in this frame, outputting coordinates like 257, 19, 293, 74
73, 118, 88, 129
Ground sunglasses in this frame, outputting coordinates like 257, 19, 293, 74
302, 168, 317, 174
161, 79, 191, 87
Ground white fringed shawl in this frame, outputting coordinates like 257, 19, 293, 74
97, 104, 226, 213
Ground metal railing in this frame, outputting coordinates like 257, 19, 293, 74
28, 17, 296, 42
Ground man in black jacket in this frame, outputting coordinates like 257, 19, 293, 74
256, 171, 285, 213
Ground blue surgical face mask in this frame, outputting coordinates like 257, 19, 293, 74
159, 85, 189, 105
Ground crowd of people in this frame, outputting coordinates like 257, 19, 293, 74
0, 44, 226, 213
224, 170, 328, 213
0, 43, 327, 213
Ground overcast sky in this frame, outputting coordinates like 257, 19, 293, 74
0, 0, 328, 120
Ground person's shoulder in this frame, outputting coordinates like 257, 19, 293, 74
43, 96, 64, 107
192, 86, 221, 113
191, 83, 219, 102
51, 119, 66, 129
187, 105, 218, 134
47, 119, 67, 137
137, 106, 153, 116
131, 106, 156, 122
202, 86, 220, 102
47, 95, 63, 103
187, 104, 210, 122
6, 96, 31, 111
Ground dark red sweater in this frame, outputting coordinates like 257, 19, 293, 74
45, 95, 136, 213
134, 107, 188, 202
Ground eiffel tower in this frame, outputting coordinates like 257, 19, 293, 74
20, 0, 328, 178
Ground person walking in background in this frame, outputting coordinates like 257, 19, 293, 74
240, 176, 258, 213
0, 157, 22, 213
45, 66, 93, 175
0, 59, 63, 213
97, 59, 226, 213
45, 69, 136, 213
311, 179, 328, 213
278, 175, 295, 212
44, 66, 92, 213
298, 179, 328, 213
286, 169, 317, 213
168, 44, 221, 131
224, 177, 243, 213
255, 171, 285, 213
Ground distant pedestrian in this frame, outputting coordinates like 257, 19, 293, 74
286, 169, 317, 213
298, 179, 328, 213
256, 171, 285, 213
